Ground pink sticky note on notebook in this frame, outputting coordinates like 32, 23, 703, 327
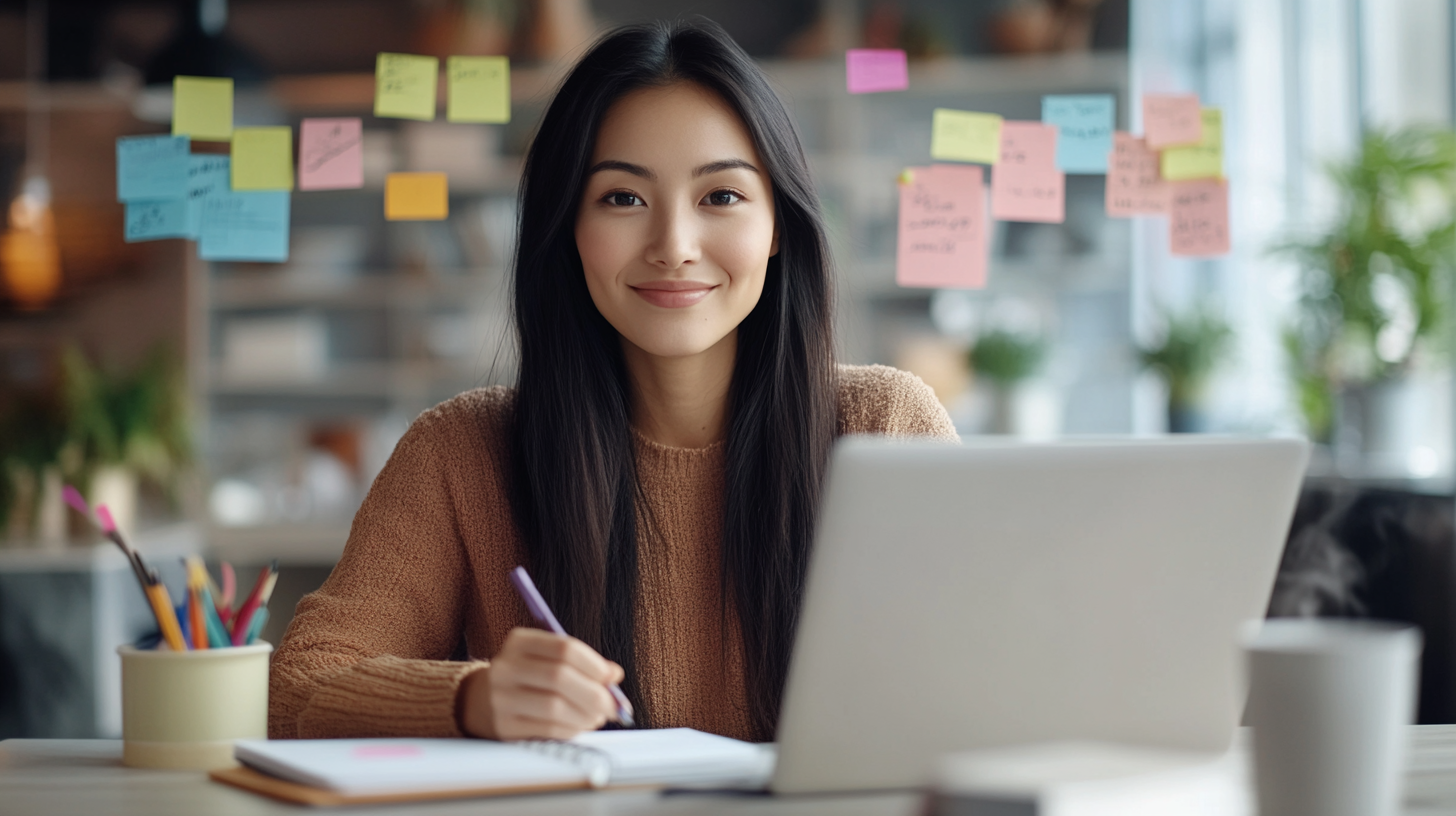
846, 49, 909, 94
991, 121, 1065, 223
1142, 94, 1202, 149
298, 118, 364, 191
1170, 179, 1230, 257
896, 164, 988, 289
1106, 132, 1169, 217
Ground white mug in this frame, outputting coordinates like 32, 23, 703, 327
1243, 619, 1420, 816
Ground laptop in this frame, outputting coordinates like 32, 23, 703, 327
770, 435, 1309, 793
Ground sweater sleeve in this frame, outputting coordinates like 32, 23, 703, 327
268, 406, 484, 739
837, 364, 961, 441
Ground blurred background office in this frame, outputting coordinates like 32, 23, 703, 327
1, 0, 1455, 738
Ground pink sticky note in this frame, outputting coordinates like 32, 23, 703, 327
846, 49, 909, 94
991, 121, 1064, 223
1170, 179, 1230, 257
896, 164, 988, 289
298, 117, 364, 191
1106, 132, 1169, 217
1142, 94, 1202, 149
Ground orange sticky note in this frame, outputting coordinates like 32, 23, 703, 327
1142, 93, 1202, 149
1106, 132, 1169, 217
896, 164, 988, 289
990, 121, 1064, 223
384, 172, 448, 220
1169, 179, 1230, 257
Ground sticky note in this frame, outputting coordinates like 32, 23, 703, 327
124, 199, 190, 242
1042, 94, 1114, 173
375, 53, 439, 121
896, 164, 988, 289
1160, 108, 1222, 181
231, 127, 294, 191
186, 154, 231, 239
297, 118, 364, 191
116, 135, 190, 201
1106, 132, 1168, 217
1169, 179, 1230, 257
930, 109, 1003, 164
991, 121, 1065, 223
199, 190, 291, 262
1142, 93, 1201, 149
172, 76, 234, 141
385, 172, 448, 220
846, 49, 909, 94
447, 56, 510, 123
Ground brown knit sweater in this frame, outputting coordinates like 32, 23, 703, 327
269, 364, 957, 742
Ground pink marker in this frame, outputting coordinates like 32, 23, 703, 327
509, 566, 635, 727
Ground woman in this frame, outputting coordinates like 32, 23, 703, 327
270, 18, 957, 745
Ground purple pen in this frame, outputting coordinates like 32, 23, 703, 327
509, 565, 636, 728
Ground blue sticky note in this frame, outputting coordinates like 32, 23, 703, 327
185, 155, 231, 239
116, 134, 190, 201
1042, 94, 1115, 174
124, 199, 190, 242
199, 190, 290, 262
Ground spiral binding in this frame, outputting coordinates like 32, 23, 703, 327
519, 740, 614, 788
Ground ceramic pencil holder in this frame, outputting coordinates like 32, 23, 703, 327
118, 641, 272, 770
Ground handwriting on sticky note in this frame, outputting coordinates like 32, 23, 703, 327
1142, 93, 1202, 149
375, 53, 439, 121
930, 109, 1003, 164
298, 118, 364, 191
1042, 94, 1115, 174
991, 121, 1065, 223
200, 190, 291, 262
116, 135, 190, 202
231, 127, 295, 191
125, 199, 189, 242
172, 76, 234, 141
186, 155, 230, 239
846, 49, 908, 94
1160, 108, 1222, 181
385, 172, 449, 220
1106, 132, 1168, 217
447, 56, 510, 123
897, 164, 988, 289
1170, 179, 1230, 257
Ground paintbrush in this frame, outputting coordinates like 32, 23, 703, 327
62, 486, 148, 589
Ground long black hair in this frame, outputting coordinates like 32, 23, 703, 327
509, 18, 836, 741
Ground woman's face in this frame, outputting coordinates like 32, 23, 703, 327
575, 81, 777, 361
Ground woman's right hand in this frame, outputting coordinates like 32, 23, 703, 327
459, 627, 625, 741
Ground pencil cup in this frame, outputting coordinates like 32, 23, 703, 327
118, 642, 272, 770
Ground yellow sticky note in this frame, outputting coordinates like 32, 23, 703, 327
385, 172, 449, 220
1160, 108, 1223, 181
231, 127, 295, 191
173, 76, 234, 141
375, 53, 439, 121
447, 56, 510, 124
930, 109, 1003, 164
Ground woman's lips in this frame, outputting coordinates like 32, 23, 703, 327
631, 282, 716, 308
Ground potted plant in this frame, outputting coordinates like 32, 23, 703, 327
1277, 127, 1456, 457
969, 329, 1047, 435
1138, 305, 1233, 433
0, 391, 70, 543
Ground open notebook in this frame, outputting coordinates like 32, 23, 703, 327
213, 728, 774, 806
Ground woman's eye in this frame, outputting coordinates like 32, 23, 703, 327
705, 190, 742, 206
605, 192, 642, 206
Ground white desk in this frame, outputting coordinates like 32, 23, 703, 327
8, 728, 1456, 815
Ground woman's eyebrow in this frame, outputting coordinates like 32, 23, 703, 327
588, 159, 656, 181
694, 158, 759, 177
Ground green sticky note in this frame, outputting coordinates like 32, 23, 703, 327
1160, 108, 1223, 181
231, 127, 295, 191
930, 109, 1003, 164
447, 56, 510, 123
173, 76, 234, 141
375, 53, 439, 121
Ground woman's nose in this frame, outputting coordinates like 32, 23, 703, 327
644, 201, 700, 270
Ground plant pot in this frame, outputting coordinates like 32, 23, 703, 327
91, 466, 139, 538
1167, 405, 1209, 434
984, 383, 1061, 439
1335, 376, 1430, 475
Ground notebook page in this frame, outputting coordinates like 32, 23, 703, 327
234, 738, 588, 795
568, 728, 774, 787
